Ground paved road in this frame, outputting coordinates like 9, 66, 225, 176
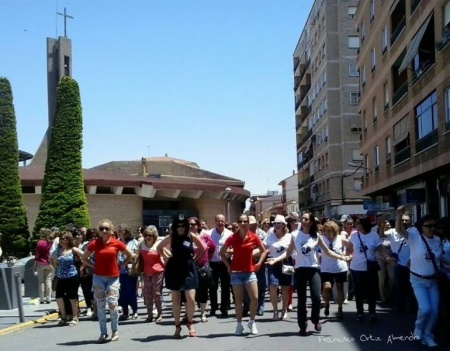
0, 292, 434, 351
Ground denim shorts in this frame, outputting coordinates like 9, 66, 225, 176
230, 272, 257, 286
267, 264, 293, 286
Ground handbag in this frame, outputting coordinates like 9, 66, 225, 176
128, 243, 144, 277
51, 277, 58, 291
197, 263, 212, 281
282, 264, 295, 275
358, 232, 380, 272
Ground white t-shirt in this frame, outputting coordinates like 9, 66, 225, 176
407, 227, 442, 276
320, 235, 348, 273
263, 232, 292, 259
385, 228, 410, 266
349, 231, 381, 271
291, 230, 320, 268
208, 227, 233, 262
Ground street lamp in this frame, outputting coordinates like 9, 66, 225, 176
225, 187, 232, 222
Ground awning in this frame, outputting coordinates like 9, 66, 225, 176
398, 15, 432, 74
394, 115, 410, 145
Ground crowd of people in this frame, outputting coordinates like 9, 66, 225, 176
30, 209, 450, 348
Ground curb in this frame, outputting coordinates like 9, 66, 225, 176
0, 300, 86, 336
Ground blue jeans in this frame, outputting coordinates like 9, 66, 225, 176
410, 275, 439, 340
93, 275, 120, 336
118, 274, 138, 316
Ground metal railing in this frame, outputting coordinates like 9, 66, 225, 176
394, 146, 411, 165
392, 81, 408, 106
391, 16, 406, 45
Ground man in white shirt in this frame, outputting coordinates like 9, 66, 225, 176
386, 215, 414, 311
208, 214, 233, 317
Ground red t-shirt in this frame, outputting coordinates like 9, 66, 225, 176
87, 238, 126, 277
225, 231, 262, 272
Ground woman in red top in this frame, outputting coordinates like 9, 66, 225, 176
81, 219, 133, 343
139, 226, 165, 322
220, 214, 267, 336
33, 228, 55, 304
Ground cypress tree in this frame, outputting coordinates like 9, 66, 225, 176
0, 77, 30, 259
34, 76, 90, 232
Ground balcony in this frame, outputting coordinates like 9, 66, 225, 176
411, 0, 422, 14
294, 60, 300, 73
394, 146, 411, 165
415, 130, 438, 153
392, 82, 408, 106
295, 99, 301, 112
384, 102, 390, 112
391, 16, 406, 45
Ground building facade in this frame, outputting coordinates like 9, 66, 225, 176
294, 0, 365, 219
356, 0, 450, 220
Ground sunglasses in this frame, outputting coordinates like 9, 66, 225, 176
144, 234, 153, 238
238, 220, 248, 224
189, 223, 196, 227
423, 224, 435, 229
274, 222, 284, 225
99, 227, 111, 232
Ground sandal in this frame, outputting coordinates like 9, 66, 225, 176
186, 321, 196, 337
111, 331, 119, 341
58, 318, 67, 326
68, 318, 78, 326
174, 324, 182, 339
97, 334, 108, 343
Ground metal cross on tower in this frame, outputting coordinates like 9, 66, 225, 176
57, 7, 74, 37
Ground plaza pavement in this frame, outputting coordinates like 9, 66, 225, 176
0, 289, 435, 351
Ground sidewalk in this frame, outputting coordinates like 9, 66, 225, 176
0, 297, 60, 335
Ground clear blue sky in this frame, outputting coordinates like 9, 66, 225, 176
1, 0, 314, 195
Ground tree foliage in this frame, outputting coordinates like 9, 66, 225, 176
0, 77, 30, 258
34, 76, 90, 232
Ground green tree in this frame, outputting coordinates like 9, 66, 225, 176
0, 77, 30, 259
34, 76, 90, 232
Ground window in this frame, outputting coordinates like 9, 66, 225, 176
349, 63, 359, 77
354, 178, 363, 192
374, 146, 380, 172
364, 154, 370, 175
348, 36, 360, 48
386, 137, 392, 165
350, 92, 359, 105
394, 116, 411, 164
446, 2, 450, 27
372, 97, 377, 123
360, 22, 365, 43
361, 65, 366, 87
370, 0, 375, 21
383, 82, 389, 110
381, 26, 388, 53
363, 110, 367, 133
371, 47, 376, 72
348, 6, 357, 19
415, 92, 438, 140
445, 87, 450, 130
352, 148, 363, 161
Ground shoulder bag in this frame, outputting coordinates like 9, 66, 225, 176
418, 233, 446, 286
358, 232, 380, 272
128, 242, 144, 277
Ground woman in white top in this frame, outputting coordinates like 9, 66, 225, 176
267, 212, 349, 336
320, 221, 348, 319
263, 215, 292, 320
347, 216, 390, 323
395, 207, 447, 348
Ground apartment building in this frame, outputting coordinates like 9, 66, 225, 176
294, 0, 365, 219
356, 0, 450, 219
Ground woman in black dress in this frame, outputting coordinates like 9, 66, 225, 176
158, 214, 205, 338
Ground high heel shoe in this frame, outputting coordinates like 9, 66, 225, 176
174, 324, 182, 339
186, 321, 196, 337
